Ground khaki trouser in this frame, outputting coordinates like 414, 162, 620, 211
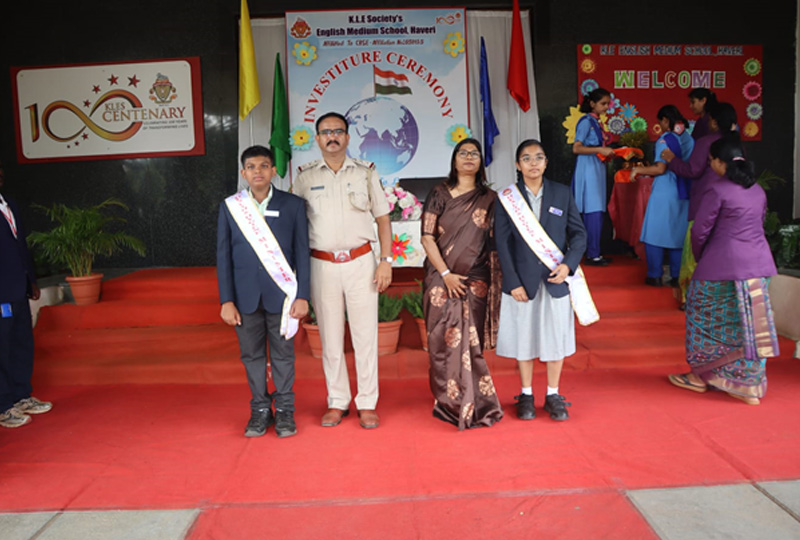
310, 254, 379, 410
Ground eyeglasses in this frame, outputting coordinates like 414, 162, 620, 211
318, 129, 347, 137
457, 150, 481, 159
519, 155, 547, 163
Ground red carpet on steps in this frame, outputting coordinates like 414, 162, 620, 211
2, 257, 797, 539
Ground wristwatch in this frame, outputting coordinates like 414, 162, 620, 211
381, 256, 393, 264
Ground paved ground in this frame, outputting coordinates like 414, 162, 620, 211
3, 481, 800, 539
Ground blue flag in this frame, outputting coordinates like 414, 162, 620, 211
480, 37, 500, 166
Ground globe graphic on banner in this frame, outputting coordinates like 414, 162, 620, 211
345, 97, 419, 177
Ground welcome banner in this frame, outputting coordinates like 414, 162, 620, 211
574, 44, 763, 141
285, 8, 469, 181
12, 57, 205, 163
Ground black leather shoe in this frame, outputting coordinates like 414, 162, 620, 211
245, 408, 274, 437
275, 410, 297, 438
514, 394, 535, 420
644, 277, 662, 287
544, 394, 571, 421
585, 256, 611, 266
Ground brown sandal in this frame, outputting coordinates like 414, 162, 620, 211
668, 373, 708, 393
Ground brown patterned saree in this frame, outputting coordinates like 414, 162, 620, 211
422, 183, 504, 430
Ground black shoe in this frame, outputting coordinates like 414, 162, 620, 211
244, 408, 274, 437
584, 256, 611, 266
514, 394, 536, 420
669, 278, 680, 288
275, 410, 297, 438
644, 277, 662, 287
543, 394, 571, 421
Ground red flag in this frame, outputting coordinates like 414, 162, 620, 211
507, 0, 530, 111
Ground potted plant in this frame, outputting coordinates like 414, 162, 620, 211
377, 292, 404, 355
301, 301, 323, 358
402, 284, 427, 351
28, 198, 145, 305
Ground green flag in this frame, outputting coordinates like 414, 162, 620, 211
269, 53, 291, 178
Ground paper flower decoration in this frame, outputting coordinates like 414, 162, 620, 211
446, 124, 471, 145
630, 117, 647, 132
743, 121, 759, 138
746, 103, 763, 121
743, 81, 762, 101
652, 124, 663, 136
562, 106, 583, 144
582, 44, 592, 55
607, 93, 621, 115
292, 42, 317, 66
620, 103, 639, 122
580, 79, 599, 96
443, 32, 465, 58
392, 233, 413, 261
743, 58, 761, 77
290, 126, 314, 151
581, 59, 596, 74
607, 115, 627, 135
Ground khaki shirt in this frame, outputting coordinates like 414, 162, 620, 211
294, 157, 390, 251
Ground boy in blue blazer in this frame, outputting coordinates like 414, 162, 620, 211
217, 146, 310, 438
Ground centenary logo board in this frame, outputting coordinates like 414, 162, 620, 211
572, 44, 763, 142
11, 57, 205, 163
285, 8, 469, 181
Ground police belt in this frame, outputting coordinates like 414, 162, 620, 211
311, 242, 372, 263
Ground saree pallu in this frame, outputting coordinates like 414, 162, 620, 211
685, 278, 779, 399
422, 186, 503, 430
678, 222, 697, 303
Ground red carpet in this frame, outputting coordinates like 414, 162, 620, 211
3, 258, 797, 538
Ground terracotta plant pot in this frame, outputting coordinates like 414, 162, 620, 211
377, 319, 403, 356
302, 320, 322, 358
65, 273, 104, 305
415, 317, 428, 351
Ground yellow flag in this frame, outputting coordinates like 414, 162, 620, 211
238, 0, 260, 120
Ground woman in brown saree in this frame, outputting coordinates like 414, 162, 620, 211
420, 138, 504, 430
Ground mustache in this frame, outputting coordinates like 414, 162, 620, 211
326, 141, 340, 147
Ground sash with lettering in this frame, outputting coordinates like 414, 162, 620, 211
498, 184, 600, 326
225, 190, 299, 338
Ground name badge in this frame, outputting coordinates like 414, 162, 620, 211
1, 303, 12, 318
548, 206, 563, 216
310, 185, 325, 191
264, 210, 280, 218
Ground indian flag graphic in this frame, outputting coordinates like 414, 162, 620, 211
373, 66, 412, 95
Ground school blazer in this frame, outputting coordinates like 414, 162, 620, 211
216, 188, 310, 315
495, 178, 587, 300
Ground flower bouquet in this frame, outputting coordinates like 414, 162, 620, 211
384, 184, 423, 221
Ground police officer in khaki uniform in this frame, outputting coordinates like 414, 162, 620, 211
294, 112, 393, 429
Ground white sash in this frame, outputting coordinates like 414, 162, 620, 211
225, 190, 299, 338
498, 184, 600, 326
0, 195, 17, 238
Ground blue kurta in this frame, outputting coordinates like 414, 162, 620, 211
571, 115, 606, 213
640, 133, 691, 248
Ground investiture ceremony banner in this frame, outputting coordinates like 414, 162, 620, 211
285, 8, 469, 181
12, 57, 205, 163
572, 44, 763, 141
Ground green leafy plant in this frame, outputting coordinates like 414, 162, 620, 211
618, 130, 650, 150
28, 198, 146, 277
402, 283, 424, 319
305, 300, 317, 325
378, 292, 403, 322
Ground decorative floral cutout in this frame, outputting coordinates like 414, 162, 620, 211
446, 124, 472, 146
443, 32, 465, 58
746, 103, 763, 120
743, 81, 762, 101
743, 58, 761, 77
289, 126, 313, 151
630, 117, 648, 132
652, 124, 663, 136
607, 93, 621, 115
581, 44, 592, 55
620, 102, 639, 122
607, 115, 626, 135
391, 233, 413, 261
292, 42, 317, 66
562, 106, 583, 144
580, 79, 598, 96
743, 121, 759, 138
581, 59, 596, 74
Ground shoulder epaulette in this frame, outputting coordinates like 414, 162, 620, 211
351, 158, 375, 170
297, 159, 322, 173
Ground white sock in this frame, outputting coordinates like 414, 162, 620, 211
521, 387, 533, 396
546, 386, 559, 396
